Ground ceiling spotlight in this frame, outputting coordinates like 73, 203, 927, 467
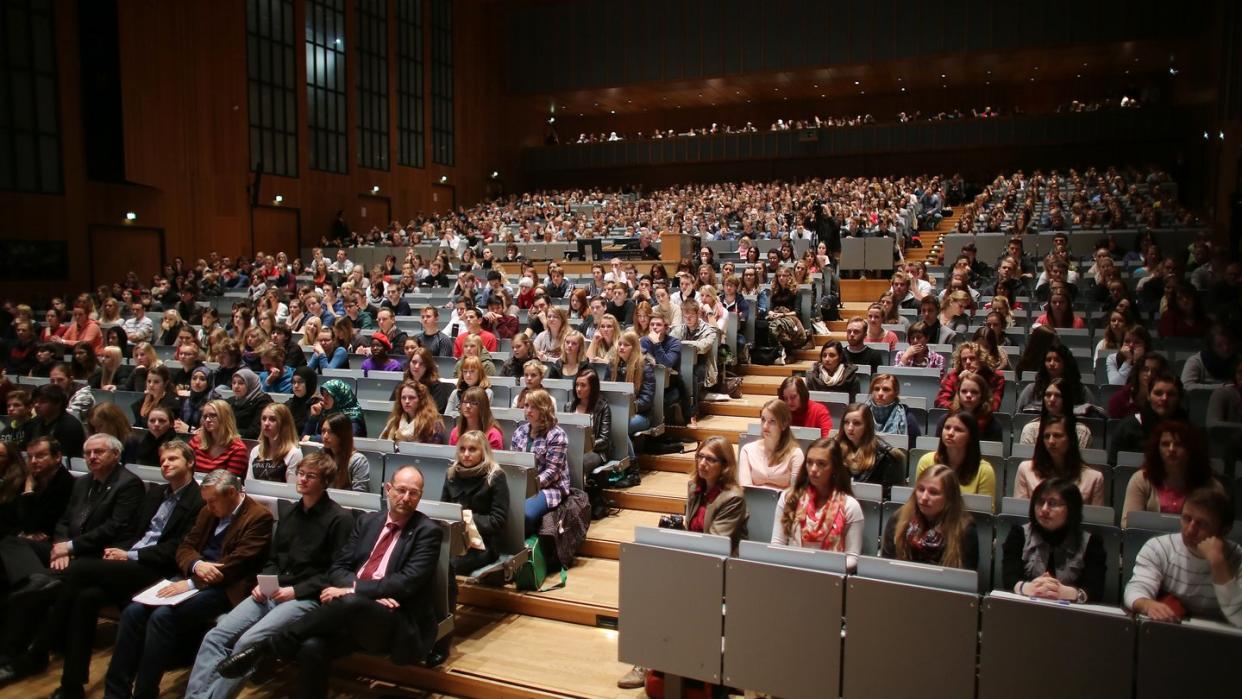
1168, 67, 1179, 76
940, 74, 946, 78
901, 87, 906, 92
371, 185, 380, 194
1221, 131, 1227, 140
125, 212, 137, 221
547, 116, 556, 124
490, 171, 499, 178
1204, 131, 1210, 140
439, 175, 448, 184
853, 80, 860, 85
610, 110, 615, 114
274, 195, 284, 204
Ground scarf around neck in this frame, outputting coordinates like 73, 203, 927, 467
868, 398, 908, 435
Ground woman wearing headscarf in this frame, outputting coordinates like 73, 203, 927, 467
286, 366, 319, 435
226, 368, 273, 440
302, 378, 367, 439
175, 365, 215, 432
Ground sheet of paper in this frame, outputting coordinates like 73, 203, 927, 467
257, 574, 280, 597
132, 579, 199, 606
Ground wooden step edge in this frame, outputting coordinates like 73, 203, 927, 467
579, 538, 620, 560
637, 452, 696, 472
703, 401, 763, 418
457, 583, 618, 629
338, 653, 573, 699
605, 488, 684, 514
666, 425, 740, 444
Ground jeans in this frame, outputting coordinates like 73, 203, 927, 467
184, 596, 320, 699
104, 587, 230, 699
627, 414, 651, 460
524, 491, 551, 537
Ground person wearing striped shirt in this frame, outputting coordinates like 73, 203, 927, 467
1124, 488, 1242, 627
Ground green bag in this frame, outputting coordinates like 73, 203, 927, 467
513, 535, 567, 592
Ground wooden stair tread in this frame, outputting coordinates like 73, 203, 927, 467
587, 508, 665, 546
427, 608, 641, 698
458, 557, 621, 624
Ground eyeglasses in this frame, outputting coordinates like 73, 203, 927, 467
695, 453, 722, 465
295, 470, 321, 481
1036, 499, 1067, 511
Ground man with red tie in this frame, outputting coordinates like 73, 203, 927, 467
215, 466, 443, 699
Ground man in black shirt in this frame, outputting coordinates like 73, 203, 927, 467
272, 325, 307, 369
26, 385, 86, 459
187, 452, 353, 698
415, 306, 454, 357
605, 284, 635, 326
842, 317, 885, 371
2, 321, 37, 376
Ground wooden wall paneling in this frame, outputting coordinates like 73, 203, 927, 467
252, 205, 301, 257
357, 193, 391, 232
88, 225, 164, 290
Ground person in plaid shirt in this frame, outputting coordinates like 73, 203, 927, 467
510, 389, 569, 536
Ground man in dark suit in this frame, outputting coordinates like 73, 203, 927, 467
26, 384, 87, 458
104, 469, 273, 699
216, 465, 443, 699
8, 436, 75, 542
0, 439, 205, 697
0, 433, 144, 594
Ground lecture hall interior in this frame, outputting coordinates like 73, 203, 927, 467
1, 1, 1241, 698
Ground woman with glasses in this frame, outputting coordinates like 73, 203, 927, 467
687, 436, 749, 546
189, 400, 249, 477
1001, 477, 1105, 603
449, 386, 504, 450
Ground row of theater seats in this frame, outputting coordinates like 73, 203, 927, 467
620, 526, 1240, 699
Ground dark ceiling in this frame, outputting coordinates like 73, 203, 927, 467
514, 38, 1211, 119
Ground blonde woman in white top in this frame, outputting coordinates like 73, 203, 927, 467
247, 403, 304, 483
738, 399, 805, 489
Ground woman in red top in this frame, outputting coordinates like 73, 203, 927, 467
189, 399, 250, 477
1034, 289, 1085, 330
55, 303, 104, 356
936, 341, 1005, 411
778, 376, 832, 437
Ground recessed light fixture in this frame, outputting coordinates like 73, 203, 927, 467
491, 170, 499, 178
371, 185, 380, 194
274, 195, 283, 204
901, 87, 906, 92
853, 80, 860, 85
125, 212, 137, 221
439, 175, 448, 184
610, 110, 615, 114
1220, 131, 1226, 140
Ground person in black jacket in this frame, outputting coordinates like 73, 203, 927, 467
187, 451, 353, 699
26, 385, 87, 459
569, 368, 612, 472
0, 433, 144, 689
216, 466, 444, 695
0, 439, 203, 693
3, 437, 74, 542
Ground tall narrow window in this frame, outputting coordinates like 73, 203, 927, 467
306, 0, 347, 173
0, 0, 63, 194
246, 0, 297, 178
356, 0, 388, 170
430, 0, 453, 166
396, 0, 423, 168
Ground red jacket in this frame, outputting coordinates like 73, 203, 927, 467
792, 399, 833, 437
936, 369, 1005, 411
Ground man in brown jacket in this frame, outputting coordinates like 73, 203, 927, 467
103, 469, 273, 699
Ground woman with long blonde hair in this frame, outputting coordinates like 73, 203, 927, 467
738, 399, 804, 489
551, 330, 587, 380
446, 356, 493, 414
534, 306, 570, 362
189, 399, 249, 477
382, 380, 446, 444
881, 463, 978, 569
586, 313, 620, 362
247, 402, 304, 483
